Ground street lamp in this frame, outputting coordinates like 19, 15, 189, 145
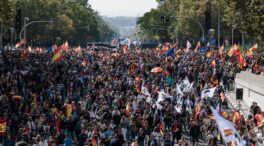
0, 21, 3, 48
9, 27, 15, 49
19, 20, 53, 43
231, 25, 236, 45
23, 17, 29, 47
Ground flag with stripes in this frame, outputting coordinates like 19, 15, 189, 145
51, 46, 63, 63
0, 118, 7, 136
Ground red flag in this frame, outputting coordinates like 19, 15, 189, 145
255, 113, 264, 128
51, 46, 63, 63
218, 45, 224, 58
0, 118, 7, 136
62, 41, 69, 52
194, 41, 201, 53
246, 44, 258, 57
239, 54, 245, 69
211, 59, 216, 68
15, 39, 25, 48
123, 45, 128, 53
232, 111, 241, 123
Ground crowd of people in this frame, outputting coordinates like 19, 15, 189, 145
0, 44, 263, 146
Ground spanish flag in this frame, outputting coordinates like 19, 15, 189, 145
125, 102, 131, 115
224, 129, 233, 137
123, 45, 128, 54
239, 54, 245, 69
220, 111, 229, 119
194, 41, 201, 53
206, 51, 211, 58
64, 103, 73, 117
218, 45, 224, 58
51, 46, 63, 63
62, 41, 69, 52
246, 44, 258, 57
15, 39, 25, 48
227, 44, 237, 57
92, 137, 97, 146
255, 113, 264, 128
232, 111, 241, 123
136, 75, 141, 93
211, 59, 216, 68
0, 118, 7, 136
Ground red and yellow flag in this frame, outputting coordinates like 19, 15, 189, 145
220, 111, 229, 119
224, 129, 233, 137
232, 111, 241, 123
255, 113, 264, 128
15, 39, 25, 48
0, 118, 7, 136
62, 41, 69, 52
239, 54, 245, 69
218, 45, 224, 58
194, 41, 201, 53
246, 44, 258, 57
211, 59, 216, 68
228, 44, 238, 57
123, 45, 128, 54
92, 137, 97, 146
51, 46, 63, 63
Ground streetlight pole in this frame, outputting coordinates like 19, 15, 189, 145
23, 17, 29, 48
0, 21, 3, 48
19, 20, 53, 43
9, 28, 14, 49
217, 1, 221, 48
231, 25, 237, 45
170, 16, 205, 43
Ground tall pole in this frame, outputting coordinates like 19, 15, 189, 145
217, 1, 221, 48
232, 28, 234, 45
0, 21, 2, 48
10, 28, 14, 49
171, 16, 205, 43
19, 20, 53, 42
23, 17, 29, 48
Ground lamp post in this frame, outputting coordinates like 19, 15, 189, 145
217, 1, 221, 48
19, 20, 53, 43
9, 27, 15, 49
23, 17, 29, 48
170, 16, 205, 43
0, 21, 3, 48
231, 26, 236, 45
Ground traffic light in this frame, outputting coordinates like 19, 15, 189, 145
161, 16, 170, 23
165, 16, 170, 22
161, 16, 165, 22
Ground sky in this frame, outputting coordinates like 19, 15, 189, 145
89, 0, 158, 17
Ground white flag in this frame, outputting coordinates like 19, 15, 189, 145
210, 107, 244, 146
201, 87, 216, 98
185, 40, 192, 53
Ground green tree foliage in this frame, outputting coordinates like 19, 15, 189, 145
137, 0, 263, 48
0, 0, 117, 46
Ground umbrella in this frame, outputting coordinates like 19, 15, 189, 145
151, 67, 163, 73
12, 95, 23, 100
